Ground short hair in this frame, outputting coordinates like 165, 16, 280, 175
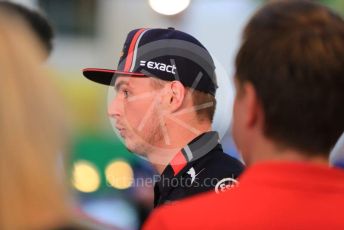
0, 1, 54, 55
150, 78, 216, 122
235, 0, 344, 156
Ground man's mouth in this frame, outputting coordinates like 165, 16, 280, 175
115, 125, 126, 137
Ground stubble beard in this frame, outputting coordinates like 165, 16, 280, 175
125, 107, 165, 156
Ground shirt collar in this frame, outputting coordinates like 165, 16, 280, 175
166, 131, 220, 176
154, 131, 220, 206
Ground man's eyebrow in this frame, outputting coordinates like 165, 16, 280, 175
114, 81, 129, 91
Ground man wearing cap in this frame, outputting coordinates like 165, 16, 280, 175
83, 27, 244, 207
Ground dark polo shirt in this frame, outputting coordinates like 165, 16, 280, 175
154, 131, 245, 207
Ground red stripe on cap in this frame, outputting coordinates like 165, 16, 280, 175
83, 68, 115, 74
170, 151, 187, 176
124, 28, 146, 72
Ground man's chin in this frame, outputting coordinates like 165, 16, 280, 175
123, 131, 164, 155
126, 148, 148, 158
124, 141, 147, 156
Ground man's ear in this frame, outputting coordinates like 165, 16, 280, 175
243, 82, 262, 128
166, 81, 185, 112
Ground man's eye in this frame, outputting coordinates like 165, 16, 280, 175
123, 89, 129, 97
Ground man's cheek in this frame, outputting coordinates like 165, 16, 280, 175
123, 104, 135, 123
126, 114, 143, 135
233, 129, 241, 151
232, 111, 241, 148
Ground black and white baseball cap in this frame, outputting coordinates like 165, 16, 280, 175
82, 27, 218, 95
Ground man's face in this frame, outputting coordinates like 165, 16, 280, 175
108, 76, 165, 155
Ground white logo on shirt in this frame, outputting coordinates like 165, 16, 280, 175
187, 167, 205, 184
215, 177, 239, 194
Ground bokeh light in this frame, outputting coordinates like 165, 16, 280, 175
149, 0, 191, 16
72, 160, 101, 193
105, 160, 134, 190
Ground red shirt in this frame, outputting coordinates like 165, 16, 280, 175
144, 161, 344, 230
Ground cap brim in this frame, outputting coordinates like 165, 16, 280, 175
82, 68, 145, 85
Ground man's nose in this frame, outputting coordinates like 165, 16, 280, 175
108, 96, 122, 118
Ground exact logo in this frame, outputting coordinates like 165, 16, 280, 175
215, 178, 239, 194
140, 60, 176, 74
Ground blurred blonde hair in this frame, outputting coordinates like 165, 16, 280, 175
0, 11, 71, 230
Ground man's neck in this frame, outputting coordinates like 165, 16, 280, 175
247, 137, 328, 166
148, 123, 212, 174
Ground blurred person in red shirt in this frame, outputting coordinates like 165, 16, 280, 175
144, 0, 344, 229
